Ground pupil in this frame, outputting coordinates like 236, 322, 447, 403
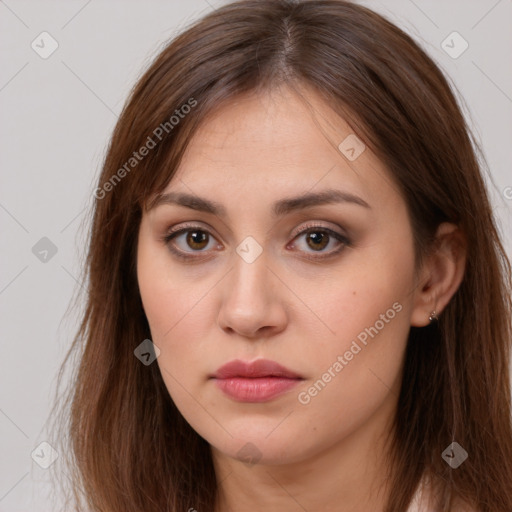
188, 230, 207, 249
308, 232, 328, 250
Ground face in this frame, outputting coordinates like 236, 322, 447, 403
137, 85, 419, 466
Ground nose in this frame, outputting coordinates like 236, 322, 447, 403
217, 249, 288, 339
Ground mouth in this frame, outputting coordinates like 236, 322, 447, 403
210, 358, 304, 402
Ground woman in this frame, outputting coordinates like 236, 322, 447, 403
53, 1, 512, 511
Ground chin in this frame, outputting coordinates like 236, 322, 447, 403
211, 433, 312, 467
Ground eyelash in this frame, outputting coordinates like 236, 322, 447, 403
161, 222, 351, 262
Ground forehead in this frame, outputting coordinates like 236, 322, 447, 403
152, 85, 402, 217
177, 87, 353, 179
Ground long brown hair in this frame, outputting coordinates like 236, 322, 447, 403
50, 1, 512, 510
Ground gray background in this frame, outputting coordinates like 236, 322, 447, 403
1, 1, 511, 510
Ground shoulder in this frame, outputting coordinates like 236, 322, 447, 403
407, 477, 477, 512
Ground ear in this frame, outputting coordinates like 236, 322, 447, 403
410, 222, 467, 327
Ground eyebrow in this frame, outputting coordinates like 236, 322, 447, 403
147, 188, 371, 218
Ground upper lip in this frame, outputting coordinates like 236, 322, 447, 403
211, 358, 303, 379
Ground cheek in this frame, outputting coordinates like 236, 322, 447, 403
137, 235, 216, 400
292, 235, 415, 410
290, 288, 412, 454
137, 234, 203, 338
298, 237, 414, 350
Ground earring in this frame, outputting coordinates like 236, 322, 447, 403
428, 310, 439, 322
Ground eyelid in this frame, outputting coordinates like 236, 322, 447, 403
166, 221, 216, 234
289, 220, 348, 239
164, 221, 223, 246
165, 220, 347, 240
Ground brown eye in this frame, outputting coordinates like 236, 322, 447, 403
305, 231, 330, 251
163, 223, 350, 262
185, 230, 209, 250
163, 226, 220, 259
290, 227, 349, 259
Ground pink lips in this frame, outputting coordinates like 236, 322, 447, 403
210, 359, 304, 403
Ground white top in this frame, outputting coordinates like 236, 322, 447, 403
406, 479, 432, 512
406, 477, 475, 512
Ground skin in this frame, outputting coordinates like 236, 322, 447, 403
136, 84, 466, 512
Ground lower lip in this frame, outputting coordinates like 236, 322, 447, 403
213, 377, 302, 402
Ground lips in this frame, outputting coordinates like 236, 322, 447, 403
210, 359, 304, 403
210, 358, 303, 379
